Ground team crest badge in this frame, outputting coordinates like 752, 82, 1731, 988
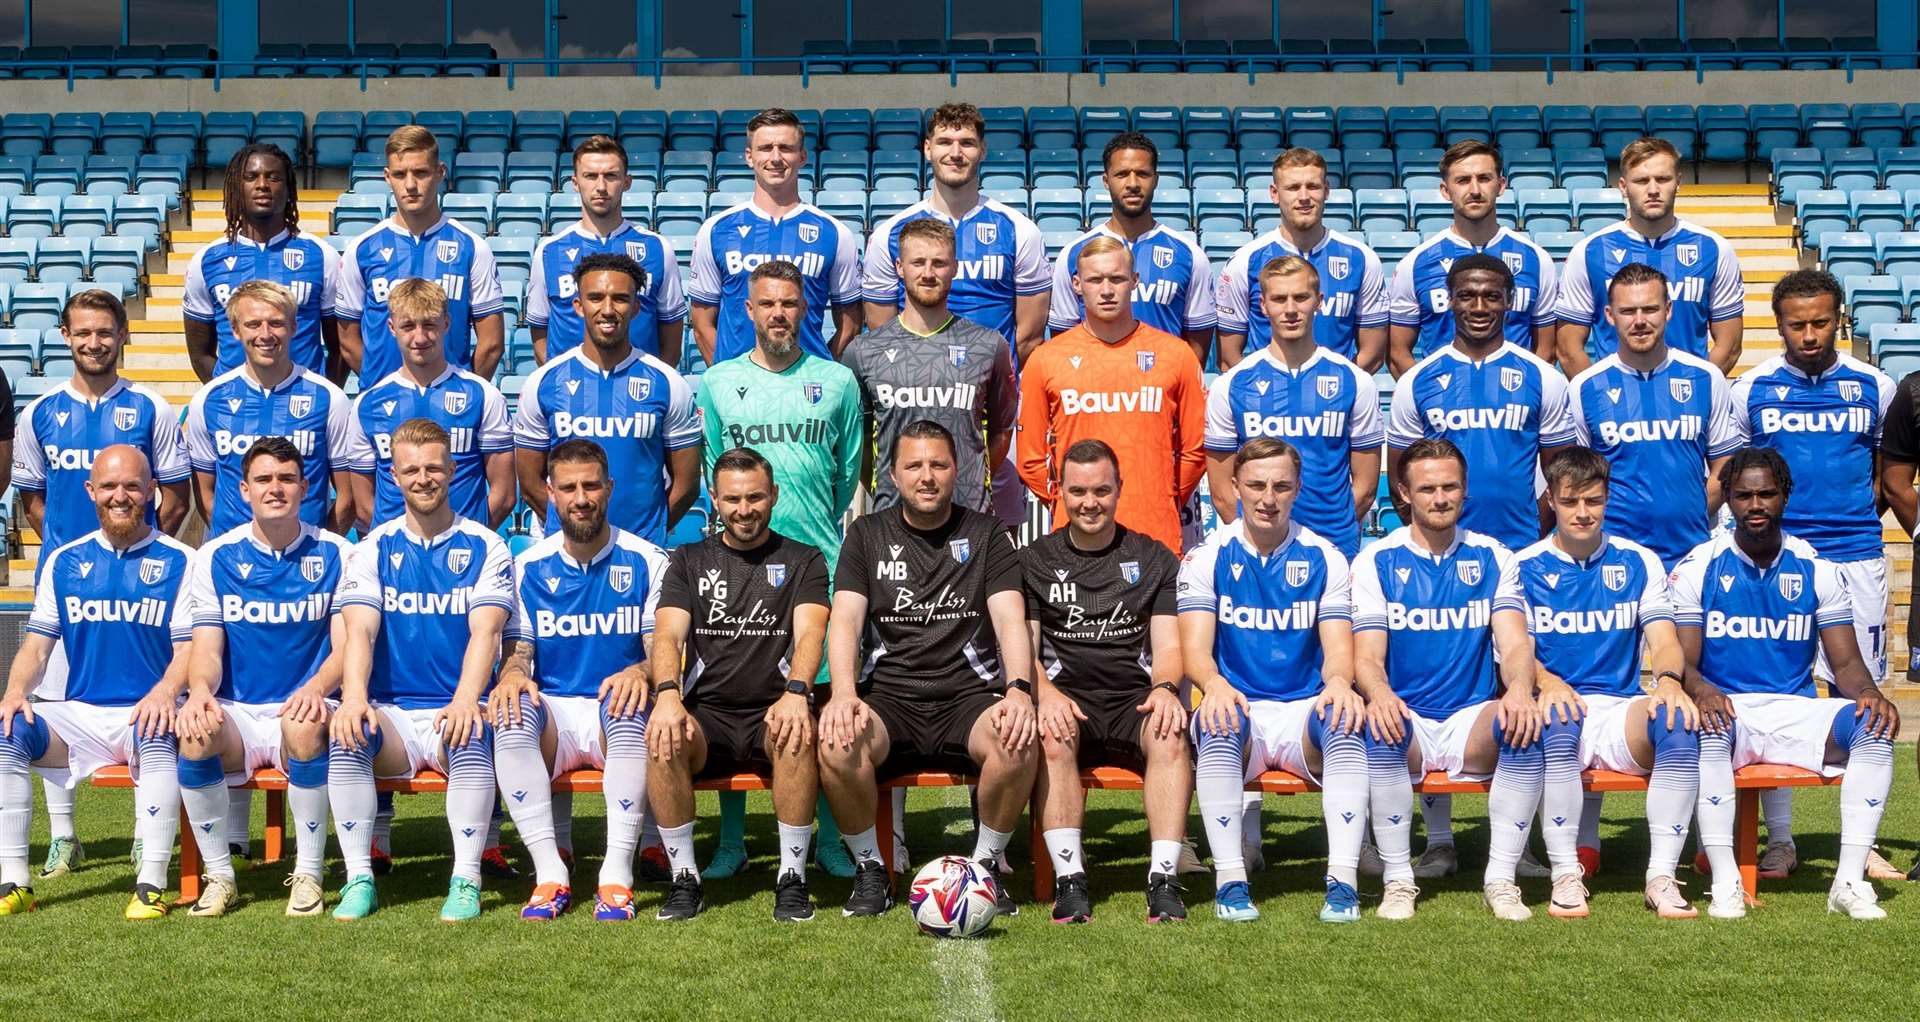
629, 377, 651, 401
1502, 251, 1524, 275
975, 222, 998, 245
1839, 380, 1862, 403
283, 248, 305, 271
1328, 256, 1350, 280
803, 382, 824, 404
1153, 247, 1174, 269
1603, 564, 1628, 592
443, 391, 468, 415
1317, 376, 1339, 400
949, 538, 971, 563
289, 395, 313, 418
948, 345, 968, 367
139, 558, 167, 585
626, 241, 646, 261
301, 556, 325, 583
1670, 378, 1693, 402
798, 223, 819, 244
447, 548, 472, 575
1676, 243, 1699, 267
1779, 573, 1803, 600
113, 407, 138, 431
1137, 351, 1156, 372
609, 564, 633, 594
1457, 561, 1482, 586
1500, 367, 1524, 392
1120, 560, 1141, 585
767, 563, 788, 587
1286, 560, 1309, 587
436, 239, 460, 263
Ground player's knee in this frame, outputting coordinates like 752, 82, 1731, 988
1142, 727, 1189, 766
1040, 733, 1077, 767
1645, 709, 1699, 759
281, 716, 328, 758
0, 713, 50, 763
1542, 715, 1582, 754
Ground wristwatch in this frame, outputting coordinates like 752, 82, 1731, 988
652, 679, 682, 697
784, 678, 813, 704
1007, 678, 1033, 697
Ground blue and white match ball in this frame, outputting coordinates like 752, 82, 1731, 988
908, 855, 999, 938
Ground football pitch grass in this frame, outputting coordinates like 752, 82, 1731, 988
3, 766, 1917, 1022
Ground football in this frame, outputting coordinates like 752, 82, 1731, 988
907, 855, 1000, 938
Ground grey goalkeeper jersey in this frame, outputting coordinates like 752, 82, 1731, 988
841, 314, 1017, 513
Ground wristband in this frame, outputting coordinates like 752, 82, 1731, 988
1151, 682, 1180, 697
1007, 678, 1033, 696
652, 680, 682, 696
784, 679, 813, 701
1656, 671, 1684, 687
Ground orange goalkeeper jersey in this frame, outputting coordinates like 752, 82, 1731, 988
1016, 322, 1206, 554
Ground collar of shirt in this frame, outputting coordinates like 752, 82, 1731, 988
382, 215, 452, 242
1255, 343, 1328, 377
1404, 527, 1464, 564
1437, 341, 1522, 369
1229, 518, 1298, 562
60, 377, 131, 408
1539, 534, 1612, 569
228, 228, 295, 250
1604, 350, 1675, 381
90, 529, 158, 557
244, 521, 318, 558
561, 345, 643, 376
384, 363, 458, 394
397, 515, 471, 549
564, 219, 637, 244
1613, 219, 1689, 246
552, 526, 623, 571
238, 363, 309, 396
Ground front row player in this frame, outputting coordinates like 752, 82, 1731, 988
0, 446, 194, 918
648, 448, 831, 922
818, 420, 1038, 918
175, 437, 351, 917
490, 438, 668, 922
1514, 448, 1706, 919
1673, 448, 1899, 920
1352, 438, 1559, 921
329, 418, 515, 922
1027, 440, 1191, 923
1180, 438, 1373, 924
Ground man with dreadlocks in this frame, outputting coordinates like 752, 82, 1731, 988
183, 143, 342, 383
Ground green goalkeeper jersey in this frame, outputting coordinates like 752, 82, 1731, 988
696, 350, 864, 568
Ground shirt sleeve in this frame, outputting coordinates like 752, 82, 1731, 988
335, 539, 383, 612
1634, 546, 1674, 624
1567, 373, 1593, 446
829, 218, 864, 306
1813, 557, 1852, 629
1705, 366, 1742, 459
1173, 352, 1207, 504
639, 544, 669, 638
1012, 215, 1051, 297
1667, 551, 1706, 627
181, 246, 217, 322
832, 373, 864, 518
985, 337, 1018, 439
1355, 245, 1388, 328
1174, 541, 1218, 614
511, 371, 551, 449
317, 241, 342, 319
465, 236, 504, 318
468, 533, 516, 614
1213, 247, 1251, 336
695, 376, 721, 477
333, 236, 367, 321
184, 545, 223, 629
148, 391, 191, 484
685, 218, 722, 306
0, 370, 13, 443
1706, 236, 1745, 322
1148, 547, 1180, 617
1552, 239, 1598, 327
503, 558, 532, 643
1385, 371, 1426, 450
652, 236, 689, 322
656, 548, 695, 615
1873, 366, 1898, 452
26, 547, 62, 638
861, 217, 902, 305
833, 520, 872, 598
1319, 546, 1354, 621
1492, 546, 1526, 615
1386, 254, 1421, 328
794, 547, 831, 609
1537, 365, 1578, 448
985, 527, 1023, 595
522, 239, 551, 329
1182, 239, 1218, 331
1203, 366, 1239, 452
1529, 242, 1560, 327
1349, 547, 1387, 631
1882, 374, 1920, 463
11, 402, 45, 491
1014, 352, 1055, 501
1047, 240, 1082, 332
1725, 376, 1755, 447
662, 368, 702, 452
1349, 365, 1385, 450
323, 385, 355, 471
478, 382, 512, 453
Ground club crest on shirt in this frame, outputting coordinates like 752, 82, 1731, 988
1543, 572, 1560, 590
803, 382, 824, 404
1120, 560, 1141, 585
798, 223, 819, 244
766, 563, 787, 587
446, 548, 472, 575
975, 222, 998, 245
1676, 243, 1699, 267
301, 555, 325, 583
440, 391, 467, 416
436, 239, 460, 263
949, 345, 968, 367
949, 538, 971, 563
1328, 256, 1349, 280
626, 241, 647, 261
610, 564, 633, 594
113, 406, 138, 431
1286, 560, 1309, 587
139, 558, 168, 585
1839, 380, 1863, 403
1670, 377, 1693, 402
1779, 573, 1803, 600
1500, 367, 1524, 393
1317, 376, 1340, 400
1137, 351, 1156, 373
629, 377, 651, 401
1153, 247, 1174, 269
1603, 564, 1628, 592
1502, 251, 1525, 275
289, 395, 313, 419
282, 247, 305, 272
1457, 560, 1482, 586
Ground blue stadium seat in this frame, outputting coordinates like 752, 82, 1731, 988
1820, 231, 1877, 279
1151, 186, 1192, 230
1884, 148, 1920, 193
1028, 108, 1078, 151
35, 238, 88, 285
1182, 39, 1233, 74
1367, 230, 1421, 268
61, 194, 113, 238
1411, 192, 1451, 233
666, 111, 718, 153
1750, 105, 1804, 158
1182, 107, 1231, 150
452, 152, 505, 194
565, 110, 616, 149
815, 151, 870, 192
90, 235, 145, 276
0, 239, 35, 279
1572, 188, 1624, 232
1517, 188, 1572, 234
1355, 188, 1409, 232
1, 114, 50, 157
1881, 232, 1920, 278
1797, 189, 1853, 245
1133, 107, 1182, 151
442, 193, 495, 234
1785, 36, 1834, 71
1771, 148, 1826, 204
870, 189, 917, 221
1387, 107, 1441, 150
1504, 148, 1556, 191
1698, 105, 1750, 163
11, 283, 66, 332
6, 195, 59, 239
717, 109, 755, 154
1187, 149, 1237, 191
1540, 105, 1594, 152
1231, 107, 1283, 151
1335, 106, 1388, 150
49, 113, 100, 157
1644, 105, 1697, 162
83, 154, 134, 195
1195, 188, 1247, 233
814, 190, 867, 233
1286, 108, 1336, 151
1343, 149, 1395, 190
1080, 108, 1130, 153
1845, 275, 1905, 333
1325, 38, 1376, 73
1531, 230, 1582, 262
820, 109, 872, 152
1872, 322, 1920, 380
1425, 38, 1473, 72
1802, 103, 1854, 149
32, 155, 83, 198
1490, 106, 1543, 150
979, 107, 1027, 148
1587, 38, 1638, 72
617, 110, 667, 154
331, 193, 389, 235
1030, 149, 1080, 190
1593, 106, 1645, 159
1031, 188, 1085, 232
202, 112, 255, 169
1855, 104, 1905, 151
506, 151, 561, 194
111, 193, 165, 245
652, 193, 706, 237
494, 193, 550, 236
99, 112, 151, 158
1828, 147, 1881, 192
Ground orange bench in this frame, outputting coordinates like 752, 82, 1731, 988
1027, 764, 1840, 903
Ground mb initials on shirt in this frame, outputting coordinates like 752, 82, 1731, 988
1060, 386, 1165, 416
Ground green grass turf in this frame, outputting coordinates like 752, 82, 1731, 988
2, 767, 1918, 1021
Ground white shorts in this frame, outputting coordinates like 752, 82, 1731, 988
1577, 693, 1648, 775
30, 700, 144, 790
34, 641, 68, 700
1818, 557, 1888, 683
372, 704, 460, 779
1243, 697, 1319, 783
1408, 703, 1491, 781
1728, 692, 1848, 777
546, 695, 606, 777
219, 700, 295, 781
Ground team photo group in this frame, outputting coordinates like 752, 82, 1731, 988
0, 101, 1912, 932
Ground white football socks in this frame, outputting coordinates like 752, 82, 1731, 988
132, 735, 181, 890
1368, 738, 1415, 883
1695, 729, 1739, 888
1483, 743, 1544, 886
444, 738, 495, 886
1195, 728, 1247, 887
328, 740, 377, 879
842, 826, 884, 866
659, 822, 697, 878
778, 821, 811, 879
1540, 721, 1584, 880
1320, 728, 1369, 887
599, 711, 648, 888
1836, 728, 1894, 886
1042, 827, 1084, 877
493, 699, 566, 886
0, 746, 33, 887
41, 775, 75, 841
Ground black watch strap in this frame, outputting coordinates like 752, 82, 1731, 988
1007, 678, 1033, 696
653, 679, 682, 696
784, 679, 812, 699
1151, 681, 1180, 697
1657, 670, 1685, 686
